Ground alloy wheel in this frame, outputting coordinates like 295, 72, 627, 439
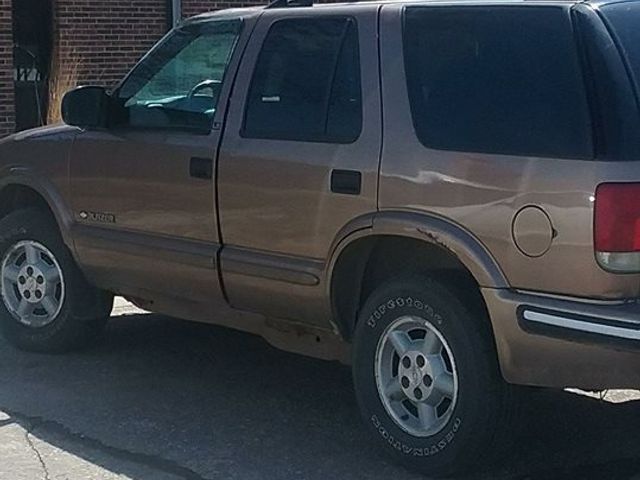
375, 315, 459, 437
1, 240, 65, 328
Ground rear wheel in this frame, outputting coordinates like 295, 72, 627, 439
352, 276, 513, 477
0, 208, 113, 352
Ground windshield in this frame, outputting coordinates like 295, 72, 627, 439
601, 2, 640, 96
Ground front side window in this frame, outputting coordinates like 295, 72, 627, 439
115, 19, 241, 132
243, 17, 362, 143
403, 7, 592, 159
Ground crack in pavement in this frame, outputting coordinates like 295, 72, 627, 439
2, 407, 212, 480
24, 424, 52, 480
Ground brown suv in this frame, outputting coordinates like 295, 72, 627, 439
1, 0, 640, 475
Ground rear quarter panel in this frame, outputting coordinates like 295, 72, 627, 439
378, 3, 640, 300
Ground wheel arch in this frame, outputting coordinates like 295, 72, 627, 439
327, 211, 508, 341
0, 174, 75, 250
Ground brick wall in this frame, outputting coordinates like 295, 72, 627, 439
0, 0, 15, 137
53, 0, 168, 88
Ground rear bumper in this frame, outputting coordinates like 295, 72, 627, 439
483, 288, 640, 389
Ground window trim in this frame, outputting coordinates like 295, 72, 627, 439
401, 5, 595, 160
240, 15, 363, 144
108, 18, 244, 135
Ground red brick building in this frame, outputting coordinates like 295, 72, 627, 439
0, 0, 262, 137
0, 0, 14, 137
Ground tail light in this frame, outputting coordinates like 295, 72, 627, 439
594, 183, 640, 272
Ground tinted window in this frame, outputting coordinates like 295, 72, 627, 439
403, 7, 592, 159
116, 20, 241, 132
601, 2, 640, 99
243, 18, 362, 143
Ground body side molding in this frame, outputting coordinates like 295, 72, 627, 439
221, 246, 323, 286
72, 224, 218, 269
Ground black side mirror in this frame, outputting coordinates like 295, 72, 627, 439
61, 86, 110, 129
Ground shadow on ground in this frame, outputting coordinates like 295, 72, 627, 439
1, 313, 640, 480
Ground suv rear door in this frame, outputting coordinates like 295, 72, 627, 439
216, 6, 381, 326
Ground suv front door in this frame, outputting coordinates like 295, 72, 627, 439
68, 18, 246, 317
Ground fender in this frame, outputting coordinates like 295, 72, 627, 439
326, 209, 509, 295
0, 166, 76, 253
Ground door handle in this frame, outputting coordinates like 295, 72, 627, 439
190, 157, 213, 180
331, 169, 362, 195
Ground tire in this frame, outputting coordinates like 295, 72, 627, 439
352, 276, 513, 477
0, 208, 113, 353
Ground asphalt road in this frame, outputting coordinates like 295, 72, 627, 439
1, 304, 640, 480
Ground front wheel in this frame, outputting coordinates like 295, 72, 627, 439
352, 276, 513, 477
0, 208, 113, 352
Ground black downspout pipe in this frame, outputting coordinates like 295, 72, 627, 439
166, 0, 181, 31
166, 0, 173, 31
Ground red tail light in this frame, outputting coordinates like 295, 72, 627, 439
595, 183, 640, 272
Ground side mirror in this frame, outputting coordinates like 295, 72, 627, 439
61, 86, 110, 129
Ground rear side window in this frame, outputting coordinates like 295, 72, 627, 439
243, 17, 362, 143
403, 7, 593, 159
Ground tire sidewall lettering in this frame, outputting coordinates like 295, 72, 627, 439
371, 414, 462, 457
367, 297, 436, 329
